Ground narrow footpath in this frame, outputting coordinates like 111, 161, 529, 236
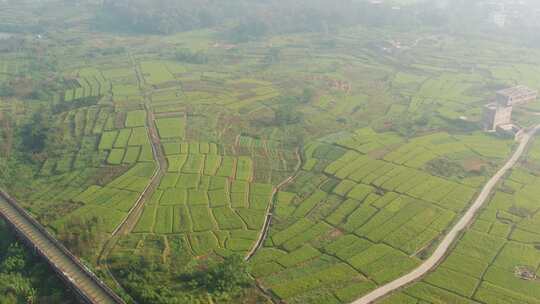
97, 54, 168, 298
352, 125, 540, 304
97, 103, 167, 297
245, 148, 303, 261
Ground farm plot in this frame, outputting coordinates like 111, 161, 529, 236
254, 127, 503, 303
128, 127, 149, 146
155, 117, 185, 139
114, 129, 132, 148
236, 156, 253, 181
335, 128, 404, 154
141, 61, 175, 86
396, 165, 540, 304
107, 148, 125, 165
125, 110, 147, 127
123, 146, 141, 163
55, 163, 155, 233
182, 154, 204, 174
131, 162, 274, 259
99, 130, 118, 150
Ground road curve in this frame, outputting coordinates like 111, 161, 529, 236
352, 125, 540, 304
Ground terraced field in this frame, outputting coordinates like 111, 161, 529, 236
377, 135, 540, 304
2, 3, 540, 303
245, 128, 513, 303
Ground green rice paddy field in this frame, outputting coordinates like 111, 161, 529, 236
1, 13, 540, 304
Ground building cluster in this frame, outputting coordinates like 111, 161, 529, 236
483, 85, 538, 132
485, 0, 540, 29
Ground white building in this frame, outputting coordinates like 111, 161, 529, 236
496, 85, 538, 106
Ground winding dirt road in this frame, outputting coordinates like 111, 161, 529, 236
97, 54, 168, 302
352, 125, 540, 304
245, 148, 303, 261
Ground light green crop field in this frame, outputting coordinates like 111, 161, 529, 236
386, 159, 540, 304
2, 3, 540, 304
155, 117, 185, 139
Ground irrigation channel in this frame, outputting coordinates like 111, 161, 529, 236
0, 191, 124, 304
351, 124, 540, 304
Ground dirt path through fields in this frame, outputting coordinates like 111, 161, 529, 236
351, 125, 540, 304
111, 105, 168, 236
97, 53, 168, 301
245, 148, 303, 260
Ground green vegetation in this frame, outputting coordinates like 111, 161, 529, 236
0, 220, 75, 304
391, 155, 540, 303
155, 117, 185, 139
1, 1, 540, 303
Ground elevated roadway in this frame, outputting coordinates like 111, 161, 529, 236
0, 191, 124, 304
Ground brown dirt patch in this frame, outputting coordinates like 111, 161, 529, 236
464, 158, 487, 172
91, 165, 131, 186
114, 111, 127, 129
368, 147, 392, 159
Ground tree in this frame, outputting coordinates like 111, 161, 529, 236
0, 243, 26, 273
187, 254, 251, 294
275, 104, 303, 126
264, 47, 282, 65
0, 84, 14, 97
227, 19, 269, 43
0, 273, 33, 302
208, 255, 251, 293
300, 87, 315, 104
0, 158, 14, 187
18, 111, 49, 155
175, 49, 209, 64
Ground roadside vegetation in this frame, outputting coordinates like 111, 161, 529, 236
382, 139, 540, 304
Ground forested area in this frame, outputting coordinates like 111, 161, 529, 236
95, 0, 500, 40
97, 0, 358, 36
0, 220, 75, 304
111, 253, 253, 303
94, 0, 540, 47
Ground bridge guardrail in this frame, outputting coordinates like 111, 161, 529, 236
0, 189, 125, 304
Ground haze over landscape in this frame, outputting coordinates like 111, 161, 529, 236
0, 1, 540, 303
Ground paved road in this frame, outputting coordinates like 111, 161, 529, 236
0, 193, 123, 304
352, 125, 540, 304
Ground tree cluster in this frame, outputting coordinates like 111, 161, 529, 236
273, 89, 315, 126
95, 0, 443, 40
0, 221, 74, 304
175, 48, 209, 64
186, 255, 251, 295
114, 253, 251, 304
56, 216, 105, 259
425, 158, 469, 179
0, 83, 15, 97
18, 111, 50, 156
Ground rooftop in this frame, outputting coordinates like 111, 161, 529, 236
496, 85, 538, 98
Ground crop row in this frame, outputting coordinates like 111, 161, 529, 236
325, 152, 477, 212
